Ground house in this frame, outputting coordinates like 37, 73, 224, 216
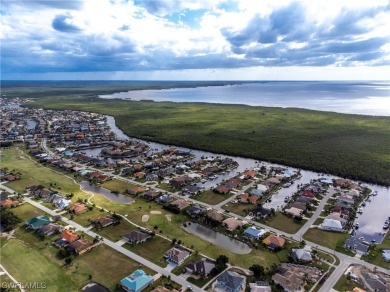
128, 186, 146, 195
67, 239, 94, 254
284, 207, 303, 218
151, 287, 179, 292
249, 282, 271, 292
289, 202, 307, 212
360, 272, 387, 292
243, 226, 267, 240
237, 193, 250, 203
249, 189, 263, 197
181, 185, 201, 196
54, 198, 71, 210
0, 198, 20, 208
249, 206, 272, 219
222, 217, 244, 232
321, 218, 344, 232
326, 213, 348, 226
156, 195, 172, 204
291, 248, 313, 262
272, 264, 322, 292
302, 190, 315, 199
242, 170, 257, 179
122, 230, 152, 245
60, 229, 79, 243
382, 248, 390, 262
142, 190, 160, 201
344, 237, 370, 255
90, 216, 115, 228
186, 258, 215, 277
68, 202, 88, 214
169, 199, 190, 211
120, 270, 154, 292
214, 270, 246, 292
262, 234, 285, 250
164, 247, 190, 265
186, 206, 206, 217
265, 177, 280, 186
170, 175, 192, 188
206, 210, 224, 223
26, 215, 52, 230
214, 185, 231, 194
36, 223, 63, 237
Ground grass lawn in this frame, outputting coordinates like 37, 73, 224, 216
223, 202, 251, 216
193, 190, 235, 205
124, 236, 173, 267
11, 203, 46, 222
313, 218, 324, 226
101, 179, 137, 194
333, 274, 365, 292
303, 228, 354, 256
258, 212, 307, 234
69, 207, 109, 227
0, 239, 78, 292
0, 273, 19, 292
95, 220, 136, 242
187, 275, 213, 288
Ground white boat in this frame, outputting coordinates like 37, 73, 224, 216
383, 222, 389, 229
373, 191, 378, 196
357, 208, 363, 214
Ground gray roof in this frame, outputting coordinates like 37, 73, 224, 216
217, 270, 245, 291
361, 273, 387, 291
291, 249, 313, 261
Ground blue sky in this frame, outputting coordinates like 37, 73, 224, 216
1, 0, 389, 80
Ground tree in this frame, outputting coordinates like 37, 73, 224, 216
65, 257, 73, 266
0, 207, 22, 231
249, 264, 265, 278
212, 255, 229, 274
171, 238, 177, 245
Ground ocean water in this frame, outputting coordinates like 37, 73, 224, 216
99, 81, 390, 116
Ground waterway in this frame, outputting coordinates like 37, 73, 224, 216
80, 181, 134, 204
106, 115, 390, 243
182, 221, 252, 254
99, 81, 390, 116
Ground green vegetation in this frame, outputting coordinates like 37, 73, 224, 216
124, 236, 172, 267
0, 207, 22, 231
258, 212, 307, 234
101, 179, 137, 194
194, 190, 235, 205
361, 232, 390, 269
333, 273, 365, 292
303, 229, 354, 256
95, 220, 136, 242
11, 89, 389, 185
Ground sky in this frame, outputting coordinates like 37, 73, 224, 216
1, 0, 390, 80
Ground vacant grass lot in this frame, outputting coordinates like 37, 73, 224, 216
11, 203, 46, 222
193, 190, 235, 205
20, 93, 390, 186
124, 236, 173, 267
95, 220, 136, 242
303, 228, 354, 256
258, 212, 307, 234
101, 179, 137, 194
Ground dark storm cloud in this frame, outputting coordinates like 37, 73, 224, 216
52, 14, 83, 32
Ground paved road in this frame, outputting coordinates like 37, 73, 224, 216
294, 187, 336, 239
13, 195, 202, 292
0, 264, 24, 292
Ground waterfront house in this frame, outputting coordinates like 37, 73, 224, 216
164, 247, 190, 265
122, 230, 152, 245
206, 210, 224, 223
222, 217, 244, 232
344, 237, 370, 255
263, 234, 285, 250
128, 186, 146, 195
214, 270, 246, 292
120, 269, 154, 292
168, 198, 190, 211
243, 226, 267, 240
361, 272, 387, 292
186, 205, 207, 217
284, 207, 303, 218
142, 190, 160, 201
249, 282, 271, 292
214, 185, 231, 194
321, 218, 344, 232
381, 249, 390, 262
26, 215, 51, 230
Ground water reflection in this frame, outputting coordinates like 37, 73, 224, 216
183, 222, 252, 254
80, 181, 134, 204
